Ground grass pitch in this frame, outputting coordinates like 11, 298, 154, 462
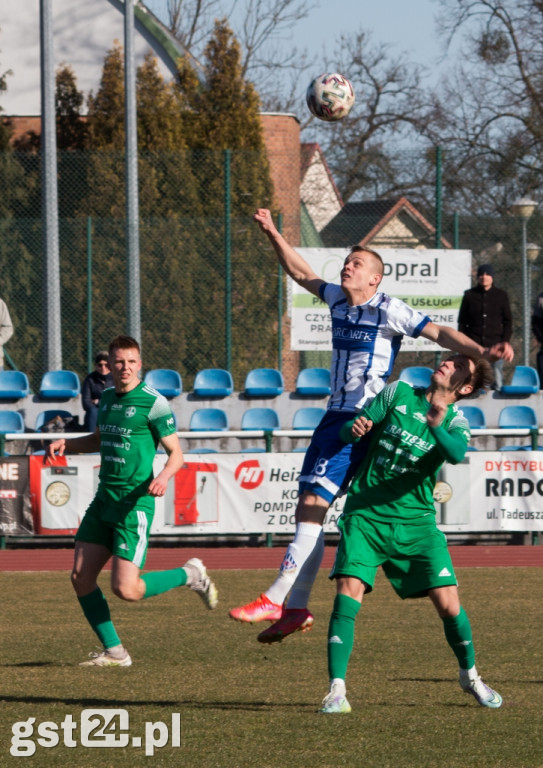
1, 566, 543, 767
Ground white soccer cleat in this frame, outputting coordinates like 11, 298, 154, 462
79, 649, 132, 667
319, 682, 352, 714
183, 557, 218, 610
459, 674, 502, 708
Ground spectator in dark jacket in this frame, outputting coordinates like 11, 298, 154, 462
81, 351, 114, 432
531, 291, 543, 389
458, 264, 512, 391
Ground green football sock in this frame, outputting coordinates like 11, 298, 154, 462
141, 567, 188, 599
78, 587, 121, 650
327, 593, 361, 681
441, 606, 476, 670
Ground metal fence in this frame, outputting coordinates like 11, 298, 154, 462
1, 147, 543, 392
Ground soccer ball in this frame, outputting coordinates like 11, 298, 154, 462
306, 73, 355, 122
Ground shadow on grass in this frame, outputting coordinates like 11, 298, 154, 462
0, 694, 318, 711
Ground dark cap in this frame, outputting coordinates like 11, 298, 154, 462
94, 351, 109, 364
477, 264, 494, 278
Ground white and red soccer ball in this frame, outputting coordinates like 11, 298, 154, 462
306, 73, 355, 122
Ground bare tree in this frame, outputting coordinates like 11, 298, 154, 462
432, 0, 543, 214
307, 30, 437, 206
149, 0, 317, 110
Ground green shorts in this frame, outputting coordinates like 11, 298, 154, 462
75, 495, 155, 569
330, 513, 457, 599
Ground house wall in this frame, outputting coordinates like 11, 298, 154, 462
301, 154, 342, 232
370, 215, 429, 249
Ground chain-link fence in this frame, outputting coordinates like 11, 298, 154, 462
1, 147, 542, 392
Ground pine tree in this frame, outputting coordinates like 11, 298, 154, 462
56, 64, 87, 150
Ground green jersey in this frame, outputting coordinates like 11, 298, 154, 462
341, 381, 470, 523
96, 382, 176, 505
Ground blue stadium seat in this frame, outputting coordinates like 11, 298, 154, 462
241, 407, 280, 430
193, 368, 234, 397
0, 370, 30, 399
498, 405, 538, 451
459, 405, 486, 429
295, 368, 331, 396
39, 370, 81, 398
501, 365, 540, 395
35, 409, 75, 431
292, 407, 326, 430
189, 408, 228, 431
498, 405, 538, 429
0, 410, 25, 433
144, 369, 182, 398
244, 368, 284, 397
398, 366, 433, 388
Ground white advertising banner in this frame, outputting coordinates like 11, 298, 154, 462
291, 248, 471, 352
466, 452, 543, 531
36, 453, 344, 535
151, 453, 344, 535
34, 451, 543, 536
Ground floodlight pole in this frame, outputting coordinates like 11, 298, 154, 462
40, 0, 63, 370
125, 0, 141, 344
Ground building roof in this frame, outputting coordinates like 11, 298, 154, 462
320, 197, 452, 249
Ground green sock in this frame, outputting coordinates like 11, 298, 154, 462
327, 593, 361, 681
442, 606, 476, 670
78, 587, 121, 650
141, 567, 188, 599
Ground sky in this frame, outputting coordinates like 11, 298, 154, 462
298, 0, 445, 70
146, 0, 452, 75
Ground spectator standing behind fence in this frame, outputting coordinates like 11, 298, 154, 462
457, 264, 512, 391
531, 291, 543, 389
0, 297, 13, 371
81, 352, 114, 432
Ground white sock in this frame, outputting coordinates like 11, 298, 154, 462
459, 665, 478, 683
265, 523, 323, 605
106, 644, 127, 659
330, 678, 346, 696
286, 527, 324, 609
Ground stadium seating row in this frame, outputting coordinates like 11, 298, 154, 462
0, 406, 328, 435
0, 403, 540, 437
0, 367, 333, 400
1, 365, 538, 401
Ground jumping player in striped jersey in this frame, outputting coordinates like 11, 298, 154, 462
46, 335, 218, 667
229, 208, 513, 643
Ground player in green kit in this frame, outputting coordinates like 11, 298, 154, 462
320, 354, 503, 713
45, 336, 218, 667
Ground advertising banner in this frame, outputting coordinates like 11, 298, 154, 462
23, 451, 543, 537
466, 452, 543, 531
152, 453, 344, 535
0, 457, 33, 535
291, 248, 471, 352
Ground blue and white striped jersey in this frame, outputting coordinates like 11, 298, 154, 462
320, 283, 431, 412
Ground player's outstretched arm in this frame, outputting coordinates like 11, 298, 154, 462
253, 208, 324, 297
421, 323, 514, 362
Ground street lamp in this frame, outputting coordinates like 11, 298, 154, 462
512, 197, 539, 365
527, 243, 541, 334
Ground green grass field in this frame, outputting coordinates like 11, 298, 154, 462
1, 567, 543, 767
